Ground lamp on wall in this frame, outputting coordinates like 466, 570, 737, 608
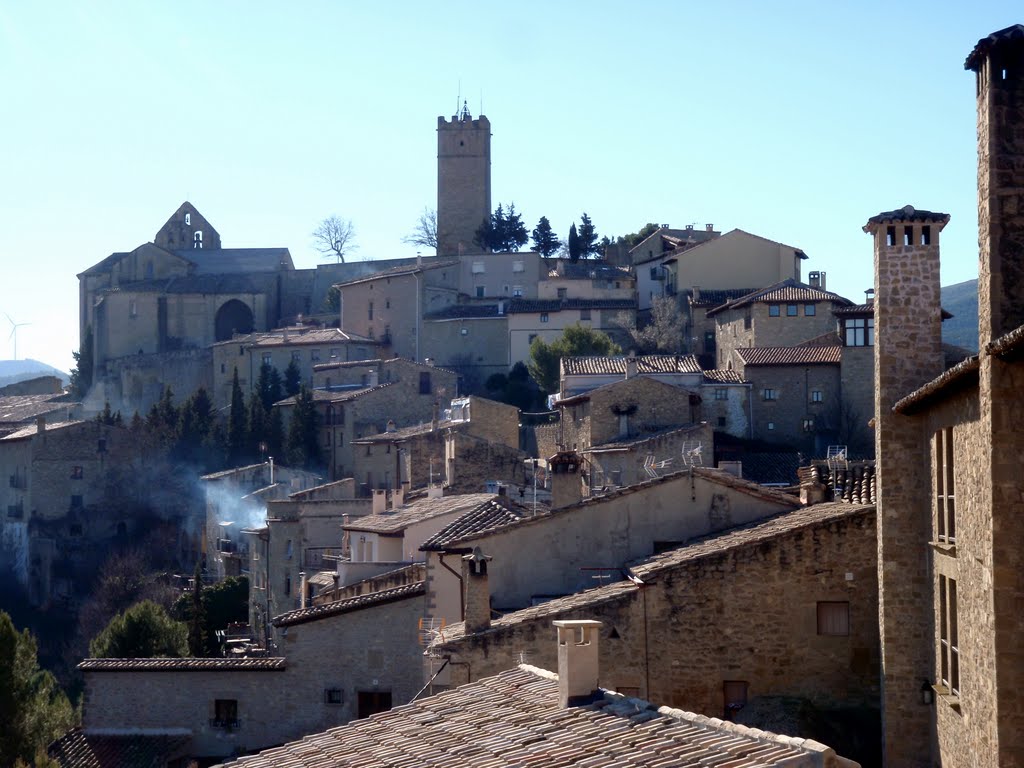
920, 680, 935, 705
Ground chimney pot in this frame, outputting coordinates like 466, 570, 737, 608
624, 357, 638, 380
462, 547, 493, 634
553, 620, 602, 707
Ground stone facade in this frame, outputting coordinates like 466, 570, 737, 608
585, 422, 713, 491
458, 252, 542, 299
738, 361, 841, 452
420, 313, 509, 391
434, 504, 879, 724
437, 109, 491, 257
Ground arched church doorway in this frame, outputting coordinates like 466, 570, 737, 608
215, 299, 254, 341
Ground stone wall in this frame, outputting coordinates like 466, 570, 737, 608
440, 507, 879, 719
437, 114, 491, 256
740, 364, 841, 451
445, 431, 528, 494
420, 317, 508, 392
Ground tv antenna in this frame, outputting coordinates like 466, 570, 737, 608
681, 441, 704, 467
643, 453, 673, 479
5, 314, 29, 360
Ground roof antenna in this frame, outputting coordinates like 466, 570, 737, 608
479, 88, 483, 117
456, 80, 461, 117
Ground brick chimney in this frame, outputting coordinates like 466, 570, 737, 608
548, 450, 583, 509
461, 547, 492, 634
553, 620, 602, 707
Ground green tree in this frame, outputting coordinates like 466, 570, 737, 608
284, 359, 302, 397
266, 404, 285, 461
258, 363, 284, 410
528, 324, 622, 393
0, 612, 75, 767
474, 203, 529, 253
227, 368, 248, 463
186, 563, 206, 657
286, 385, 322, 470
322, 285, 341, 314
567, 223, 581, 262
69, 326, 94, 398
578, 213, 599, 258
172, 576, 249, 657
247, 391, 268, 458
89, 600, 187, 659
531, 216, 561, 258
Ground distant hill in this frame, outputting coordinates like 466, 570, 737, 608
0, 359, 70, 389
941, 279, 979, 353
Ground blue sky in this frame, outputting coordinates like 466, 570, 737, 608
0, 1, 1018, 372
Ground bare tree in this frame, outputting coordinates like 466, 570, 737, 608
312, 216, 357, 263
402, 207, 438, 250
613, 296, 686, 355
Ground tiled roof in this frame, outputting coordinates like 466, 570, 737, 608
833, 303, 874, 316
562, 354, 703, 376
111, 273, 280, 295
434, 502, 872, 649
336, 259, 460, 287
702, 369, 746, 384
78, 657, 286, 672
426, 468, 800, 550
312, 356, 459, 376
863, 205, 950, 229
220, 664, 838, 768
507, 298, 636, 314
178, 248, 293, 274
2, 420, 84, 441
275, 383, 389, 407
212, 327, 374, 348
583, 423, 706, 452
735, 346, 842, 366
966, 24, 1024, 71
893, 355, 980, 415
273, 581, 425, 627
351, 422, 441, 443
706, 279, 851, 317
0, 394, 76, 424
48, 728, 191, 768
987, 321, 1024, 358
553, 261, 633, 280
690, 288, 756, 308
802, 463, 877, 505
422, 498, 531, 551
344, 493, 502, 534
425, 304, 504, 320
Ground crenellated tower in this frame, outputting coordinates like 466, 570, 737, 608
436, 103, 491, 256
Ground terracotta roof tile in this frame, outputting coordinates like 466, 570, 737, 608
422, 499, 532, 551
49, 728, 191, 768
893, 355, 980, 414
561, 355, 703, 376
220, 665, 834, 768
583, 423, 706, 452
701, 369, 746, 384
690, 288, 757, 308
78, 657, 285, 672
2, 420, 86, 441
345, 493, 504, 534
706, 279, 851, 317
735, 346, 842, 366
0, 394, 77, 425
274, 581, 426, 627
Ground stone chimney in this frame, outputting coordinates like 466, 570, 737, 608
392, 484, 405, 509
548, 450, 583, 509
624, 357, 637, 380
36, 415, 45, 434
371, 488, 386, 515
299, 572, 307, 609
461, 547, 492, 634
553, 620, 602, 707
385, 419, 397, 433
865, 287, 875, 305
865, 203, 948, 762
692, 285, 701, 302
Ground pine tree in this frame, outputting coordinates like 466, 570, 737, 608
578, 213, 599, 258
258, 363, 284, 410
531, 216, 561, 257
227, 368, 248, 463
284, 359, 302, 397
568, 223, 581, 262
286, 385, 322, 470
247, 392, 268, 458
69, 326, 94, 398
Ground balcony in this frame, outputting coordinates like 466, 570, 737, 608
209, 718, 241, 730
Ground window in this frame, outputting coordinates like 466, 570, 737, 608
325, 688, 344, 705
723, 681, 748, 720
843, 317, 874, 347
717, 416, 726, 427
769, 304, 781, 317
291, 351, 301, 362
817, 601, 850, 635
939, 575, 960, 697
580, 309, 591, 321
419, 371, 431, 394
194, 230, 203, 249
767, 422, 775, 431
811, 390, 823, 403
185, 212, 191, 225
284, 573, 291, 596
471, 261, 485, 274
650, 266, 659, 280
513, 260, 525, 273
286, 540, 293, 560
803, 418, 815, 432
540, 313, 549, 323
311, 349, 321, 361
97, 438, 107, 453
368, 301, 374, 321
70, 466, 83, 479
709, 388, 726, 401
262, 352, 272, 365
476, 286, 485, 298
762, 388, 777, 401
70, 494, 83, 509
935, 427, 955, 545
337, 432, 344, 446
385, 299, 390, 309
804, 303, 816, 316
557, 287, 567, 299
129, 300, 137, 318
460, 327, 469, 336
786, 304, 798, 317
513, 286, 523, 297
212, 699, 238, 729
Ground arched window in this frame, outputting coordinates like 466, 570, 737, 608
194, 230, 203, 249
185, 212, 191, 225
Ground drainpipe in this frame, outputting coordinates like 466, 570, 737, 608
438, 552, 465, 620
747, 382, 753, 439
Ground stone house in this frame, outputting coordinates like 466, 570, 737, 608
421, 303, 510, 390
210, 327, 378, 409
687, 287, 757, 365
707, 277, 853, 370
506, 298, 637, 370
457, 251, 543, 300
630, 224, 721, 313
583, 422, 713, 492
431, 501, 878, 735
539, 259, 636, 301
0, 392, 80, 436
201, 625, 856, 768
420, 466, 800, 635
335, 258, 461, 360
868, 26, 1024, 767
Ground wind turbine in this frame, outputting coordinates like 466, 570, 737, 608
6, 314, 30, 361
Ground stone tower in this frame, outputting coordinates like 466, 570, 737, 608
154, 201, 222, 251
436, 103, 491, 256
865, 205, 948, 767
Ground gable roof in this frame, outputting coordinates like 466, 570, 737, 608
273, 581, 425, 627
690, 287, 757, 308
179, 248, 293, 273
344, 493, 504, 534
0, 393, 77, 425
557, 373, 699, 407
275, 383, 392, 407
49, 728, 191, 768
2, 419, 86, 441
706, 278, 851, 317
336, 259, 460, 288
561, 354, 703, 376
421, 498, 531, 551
582, 422, 707, 453
78, 657, 285, 672
211, 327, 374, 348
219, 664, 840, 768
735, 345, 842, 366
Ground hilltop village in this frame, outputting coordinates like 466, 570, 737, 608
1, 23, 1022, 768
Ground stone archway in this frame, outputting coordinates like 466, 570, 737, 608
215, 299, 254, 341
